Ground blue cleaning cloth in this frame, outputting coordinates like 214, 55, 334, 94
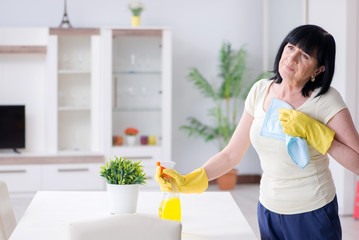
260, 98, 310, 169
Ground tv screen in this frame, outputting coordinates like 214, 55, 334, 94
0, 105, 25, 150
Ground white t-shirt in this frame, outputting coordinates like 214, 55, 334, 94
245, 79, 347, 214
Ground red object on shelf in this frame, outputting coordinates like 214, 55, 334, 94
354, 181, 359, 219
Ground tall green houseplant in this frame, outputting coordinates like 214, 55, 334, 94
181, 42, 269, 150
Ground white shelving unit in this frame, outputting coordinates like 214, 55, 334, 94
0, 28, 105, 193
0, 27, 172, 190
46, 28, 102, 154
101, 27, 172, 186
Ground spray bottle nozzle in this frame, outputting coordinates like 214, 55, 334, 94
156, 162, 170, 178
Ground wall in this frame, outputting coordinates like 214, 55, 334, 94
0, 54, 46, 153
263, 0, 303, 71
0, 0, 264, 174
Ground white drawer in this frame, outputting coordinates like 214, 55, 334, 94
42, 163, 105, 190
0, 165, 41, 192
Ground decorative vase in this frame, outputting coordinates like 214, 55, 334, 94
217, 169, 238, 190
148, 135, 156, 145
126, 135, 136, 146
113, 136, 123, 146
140, 136, 148, 145
106, 183, 140, 214
131, 16, 140, 27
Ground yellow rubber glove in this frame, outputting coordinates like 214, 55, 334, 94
155, 167, 208, 193
278, 108, 335, 155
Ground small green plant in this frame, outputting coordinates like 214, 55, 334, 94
100, 156, 147, 185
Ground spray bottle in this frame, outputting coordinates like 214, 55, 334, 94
157, 161, 181, 221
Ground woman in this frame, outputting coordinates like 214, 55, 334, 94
155, 25, 359, 239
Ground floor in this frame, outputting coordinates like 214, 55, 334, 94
9, 184, 359, 240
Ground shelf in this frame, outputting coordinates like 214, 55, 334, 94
113, 71, 161, 75
58, 107, 91, 111
112, 29, 162, 37
0, 153, 104, 165
50, 28, 100, 36
0, 45, 47, 54
113, 107, 161, 112
112, 145, 161, 150
58, 70, 91, 74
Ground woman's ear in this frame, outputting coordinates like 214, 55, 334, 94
314, 66, 325, 77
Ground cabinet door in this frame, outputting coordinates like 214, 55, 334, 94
0, 165, 41, 192
102, 28, 172, 166
42, 163, 105, 190
57, 35, 92, 152
112, 30, 163, 145
46, 29, 101, 153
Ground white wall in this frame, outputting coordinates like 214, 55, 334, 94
0, 0, 264, 174
0, 54, 46, 152
264, 0, 303, 71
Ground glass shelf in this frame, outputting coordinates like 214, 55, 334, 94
58, 106, 91, 111
113, 107, 161, 112
113, 71, 161, 75
112, 145, 161, 150
58, 69, 91, 74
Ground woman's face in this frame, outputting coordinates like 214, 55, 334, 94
278, 43, 323, 85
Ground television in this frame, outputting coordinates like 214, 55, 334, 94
0, 105, 25, 152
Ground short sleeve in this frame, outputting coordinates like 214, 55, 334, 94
315, 87, 347, 124
245, 79, 270, 117
245, 82, 258, 116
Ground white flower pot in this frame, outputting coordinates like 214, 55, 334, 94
126, 135, 136, 146
106, 183, 140, 214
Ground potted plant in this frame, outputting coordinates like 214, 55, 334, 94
180, 42, 270, 190
124, 127, 138, 146
100, 156, 147, 214
128, 2, 144, 27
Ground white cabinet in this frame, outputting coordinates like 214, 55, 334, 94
46, 28, 101, 153
0, 155, 105, 193
0, 165, 42, 192
0, 28, 106, 194
0, 27, 172, 189
101, 28, 172, 186
42, 163, 104, 190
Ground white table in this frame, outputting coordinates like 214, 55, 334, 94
10, 191, 257, 240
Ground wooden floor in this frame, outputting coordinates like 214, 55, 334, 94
208, 184, 359, 240
10, 184, 359, 240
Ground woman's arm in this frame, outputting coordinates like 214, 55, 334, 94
203, 109, 253, 181
327, 108, 359, 175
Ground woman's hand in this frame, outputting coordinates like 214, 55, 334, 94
278, 108, 335, 155
155, 167, 208, 193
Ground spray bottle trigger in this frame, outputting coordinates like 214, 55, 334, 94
156, 162, 170, 178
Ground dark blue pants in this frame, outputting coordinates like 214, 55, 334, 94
257, 196, 342, 240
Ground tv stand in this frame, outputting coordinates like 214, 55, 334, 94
13, 148, 21, 154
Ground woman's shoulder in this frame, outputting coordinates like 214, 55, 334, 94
314, 86, 347, 124
245, 79, 273, 116
252, 78, 272, 89
249, 79, 273, 95
317, 86, 345, 103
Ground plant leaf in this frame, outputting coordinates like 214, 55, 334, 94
99, 156, 147, 185
187, 68, 217, 100
180, 117, 217, 142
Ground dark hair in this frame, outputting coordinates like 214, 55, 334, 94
270, 24, 336, 97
